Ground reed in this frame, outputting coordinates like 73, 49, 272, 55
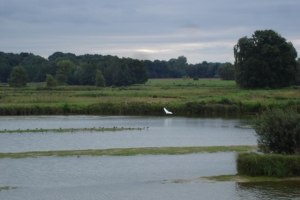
237, 153, 300, 177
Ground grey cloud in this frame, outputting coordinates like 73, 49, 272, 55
0, 0, 299, 63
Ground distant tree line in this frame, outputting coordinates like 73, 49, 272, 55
0, 52, 148, 87
143, 56, 223, 79
0, 52, 230, 87
1, 30, 299, 88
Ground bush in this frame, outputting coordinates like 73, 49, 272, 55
8, 66, 28, 87
46, 74, 57, 87
237, 153, 300, 177
253, 108, 300, 154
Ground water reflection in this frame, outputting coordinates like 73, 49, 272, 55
236, 181, 300, 199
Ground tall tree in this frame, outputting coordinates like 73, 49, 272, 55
296, 58, 300, 85
217, 62, 235, 80
8, 66, 28, 87
234, 30, 298, 89
20, 54, 48, 82
168, 56, 188, 78
0, 53, 11, 82
95, 70, 106, 87
55, 60, 75, 84
125, 59, 148, 84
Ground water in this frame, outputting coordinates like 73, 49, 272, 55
0, 116, 299, 199
0, 115, 256, 152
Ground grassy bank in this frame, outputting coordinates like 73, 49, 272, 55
0, 145, 256, 158
237, 152, 300, 177
0, 79, 299, 116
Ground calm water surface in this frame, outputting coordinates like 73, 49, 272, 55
0, 116, 299, 199
1, 154, 299, 200
0, 115, 256, 152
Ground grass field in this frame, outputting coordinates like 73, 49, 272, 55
0, 78, 299, 116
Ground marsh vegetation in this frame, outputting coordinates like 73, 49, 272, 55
0, 79, 299, 116
0, 145, 256, 159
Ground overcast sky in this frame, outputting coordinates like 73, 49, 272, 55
1, 0, 299, 64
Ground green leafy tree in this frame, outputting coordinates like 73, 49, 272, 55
55, 60, 75, 84
125, 58, 148, 84
234, 30, 298, 89
95, 70, 106, 87
21, 54, 48, 82
168, 56, 188, 78
46, 74, 57, 87
8, 66, 28, 87
217, 62, 235, 80
79, 64, 96, 85
253, 108, 300, 154
295, 58, 300, 85
0, 53, 11, 82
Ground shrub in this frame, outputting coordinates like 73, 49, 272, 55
253, 108, 300, 154
8, 66, 28, 87
46, 74, 57, 87
237, 153, 300, 177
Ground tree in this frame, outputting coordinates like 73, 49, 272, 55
0, 53, 11, 82
253, 108, 300, 154
95, 70, 105, 87
168, 56, 188, 78
21, 54, 48, 82
295, 58, 300, 85
8, 66, 28, 87
234, 30, 298, 89
46, 74, 57, 87
55, 60, 75, 84
125, 59, 148, 84
217, 62, 235, 80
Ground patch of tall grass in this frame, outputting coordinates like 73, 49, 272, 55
237, 153, 300, 177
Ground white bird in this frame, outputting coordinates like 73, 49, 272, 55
164, 108, 173, 114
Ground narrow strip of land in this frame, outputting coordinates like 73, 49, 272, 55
167, 175, 300, 183
0, 145, 256, 158
0, 127, 144, 133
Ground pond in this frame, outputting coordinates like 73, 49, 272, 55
0, 116, 299, 199
0, 115, 256, 152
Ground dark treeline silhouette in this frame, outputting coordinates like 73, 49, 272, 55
0, 52, 225, 86
0, 52, 148, 86
143, 56, 222, 79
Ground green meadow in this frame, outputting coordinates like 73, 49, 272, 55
0, 78, 299, 116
